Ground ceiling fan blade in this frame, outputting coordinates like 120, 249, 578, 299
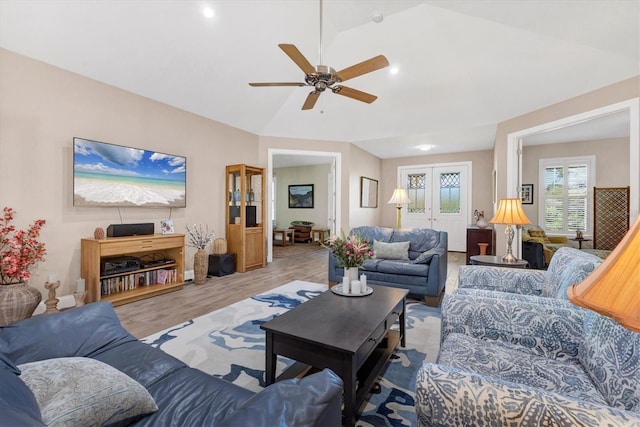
249, 82, 307, 87
332, 86, 378, 104
279, 44, 316, 75
302, 92, 321, 110
336, 55, 389, 82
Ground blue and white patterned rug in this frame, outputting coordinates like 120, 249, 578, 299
142, 280, 441, 427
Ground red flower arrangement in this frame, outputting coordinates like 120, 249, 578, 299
0, 207, 46, 285
324, 232, 374, 268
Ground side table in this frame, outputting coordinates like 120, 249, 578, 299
273, 229, 295, 247
311, 228, 330, 245
569, 238, 591, 249
470, 255, 529, 269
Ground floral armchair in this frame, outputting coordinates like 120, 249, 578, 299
521, 224, 570, 265
415, 293, 640, 426
456, 247, 602, 301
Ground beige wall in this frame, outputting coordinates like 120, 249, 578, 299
522, 137, 630, 225
494, 76, 640, 251
381, 150, 494, 229
273, 164, 331, 229
0, 48, 259, 297
347, 145, 382, 230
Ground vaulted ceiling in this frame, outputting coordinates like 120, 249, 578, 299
1, 0, 638, 158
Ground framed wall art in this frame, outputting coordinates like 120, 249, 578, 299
360, 176, 378, 208
288, 184, 314, 208
521, 184, 534, 204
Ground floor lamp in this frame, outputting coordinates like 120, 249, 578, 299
489, 198, 531, 262
388, 188, 411, 229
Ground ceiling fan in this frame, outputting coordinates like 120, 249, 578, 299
249, 0, 389, 110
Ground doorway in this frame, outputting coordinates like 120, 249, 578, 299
506, 98, 640, 256
267, 149, 341, 262
398, 162, 471, 252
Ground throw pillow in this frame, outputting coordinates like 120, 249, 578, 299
18, 357, 158, 427
373, 240, 410, 260
412, 248, 438, 264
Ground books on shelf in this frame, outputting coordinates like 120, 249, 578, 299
101, 268, 178, 296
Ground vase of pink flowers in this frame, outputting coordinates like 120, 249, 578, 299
0, 207, 46, 326
324, 232, 374, 285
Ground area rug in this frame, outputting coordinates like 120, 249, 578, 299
142, 280, 441, 427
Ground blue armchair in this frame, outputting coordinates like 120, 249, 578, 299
415, 293, 640, 426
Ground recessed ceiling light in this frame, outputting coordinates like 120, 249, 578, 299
203, 6, 215, 18
418, 145, 434, 151
390, 67, 399, 75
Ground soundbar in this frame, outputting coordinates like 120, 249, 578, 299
107, 223, 154, 237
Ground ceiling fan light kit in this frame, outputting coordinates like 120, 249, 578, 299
249, 0, 389, 110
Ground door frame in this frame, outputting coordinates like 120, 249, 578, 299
267, 148, 341, 262
506, 98, 640, 256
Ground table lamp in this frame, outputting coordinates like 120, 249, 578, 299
489, 198, 531, 262
568, 215, 640, 332
388, 188, 411, 229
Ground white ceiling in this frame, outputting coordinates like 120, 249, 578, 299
1, 0, 638, 159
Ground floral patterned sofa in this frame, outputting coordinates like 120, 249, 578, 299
415, 292, 640, 426
456, 246, 602, 301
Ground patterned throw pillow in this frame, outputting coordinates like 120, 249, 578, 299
373, 240, 410, 260
18, 357, 158, 426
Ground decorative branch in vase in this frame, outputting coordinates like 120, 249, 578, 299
186, 224, 214, 285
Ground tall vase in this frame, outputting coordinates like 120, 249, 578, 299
344, 267, 359, 284
193, 249, 208, 285
0, 283, 42, 326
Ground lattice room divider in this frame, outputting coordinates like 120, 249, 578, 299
593, 186, 630, 250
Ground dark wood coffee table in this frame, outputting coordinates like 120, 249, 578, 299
261, 284, 408, 427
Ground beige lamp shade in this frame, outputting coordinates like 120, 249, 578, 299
388, 188, 411, 205
489, 198, 531, 226
388, 188, 411, 229
568, 214, 640, 332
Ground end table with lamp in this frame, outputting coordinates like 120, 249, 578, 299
489, 197, 531, 264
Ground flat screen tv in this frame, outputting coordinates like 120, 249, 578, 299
73, 137, 186, 208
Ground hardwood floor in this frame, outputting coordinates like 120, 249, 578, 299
115, 249, 465, 339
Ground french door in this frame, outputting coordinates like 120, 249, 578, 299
398, 163, 470, 252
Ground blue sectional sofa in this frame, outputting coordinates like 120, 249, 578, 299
328, 226, 448, 305
0, 302, 343, 426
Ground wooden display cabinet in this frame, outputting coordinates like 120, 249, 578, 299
81, 234, 185, 306
226, 164, 266, 272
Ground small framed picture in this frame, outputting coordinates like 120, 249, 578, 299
521, 184, 534, 204
160, 219, 174, 234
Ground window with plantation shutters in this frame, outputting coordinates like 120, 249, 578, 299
539, 156, 595, 235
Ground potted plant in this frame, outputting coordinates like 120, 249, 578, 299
324, 232, 374, 284
0, 207, 46, 325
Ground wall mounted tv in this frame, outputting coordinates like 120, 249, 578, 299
73, 137, 186, 208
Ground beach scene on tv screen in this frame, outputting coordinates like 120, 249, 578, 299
73, 138, 186, 207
